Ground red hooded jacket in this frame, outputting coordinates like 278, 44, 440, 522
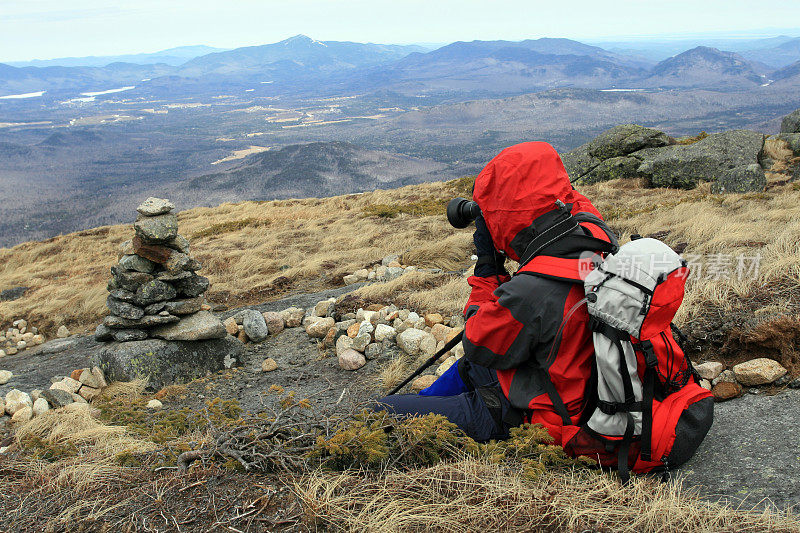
462, 142, 617, 446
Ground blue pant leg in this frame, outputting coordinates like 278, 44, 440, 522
374, 392, 506, 442
419, 359, 468, 396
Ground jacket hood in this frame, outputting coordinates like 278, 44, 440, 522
473, 141, 602, 261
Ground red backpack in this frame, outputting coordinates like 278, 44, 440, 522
527, 236, 713, 482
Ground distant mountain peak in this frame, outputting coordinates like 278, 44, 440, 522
650, 46, 762, 85
282, 34, 327, 47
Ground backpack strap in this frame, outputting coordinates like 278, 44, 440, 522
632, 339, 658, 462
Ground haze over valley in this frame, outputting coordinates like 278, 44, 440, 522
2, 33, 800, 246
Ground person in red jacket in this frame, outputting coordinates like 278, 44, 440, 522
376, 141, 617, 444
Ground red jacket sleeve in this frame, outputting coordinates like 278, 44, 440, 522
462, 274, 540, 370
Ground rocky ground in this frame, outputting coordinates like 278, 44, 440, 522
1, 283, 798, 511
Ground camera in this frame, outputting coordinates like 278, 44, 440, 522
446, 197, 481, 228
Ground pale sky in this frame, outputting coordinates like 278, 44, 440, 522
2, 0, 800, 62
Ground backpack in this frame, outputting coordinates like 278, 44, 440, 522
564, 236, 714, 482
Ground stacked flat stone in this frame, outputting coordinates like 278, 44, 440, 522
95, 197, 224, 343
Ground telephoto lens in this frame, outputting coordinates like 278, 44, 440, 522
446, 197, 481, 228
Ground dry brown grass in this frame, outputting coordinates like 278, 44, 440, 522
296, 458, 799, 532
0, 181, 474, 335
12, 405, 158, 494
1, 171, 799, 358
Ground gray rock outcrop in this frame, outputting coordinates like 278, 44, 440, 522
711, 163, 766, 194
93, 336, 244, 390
781, 108, 800, 133
563, 125, 767, 192
637, 130, 766, 189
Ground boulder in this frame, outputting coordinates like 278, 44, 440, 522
106, 296, 145, 320
563, 124, 671, 181
51, 377, 82, 394
166, 234, 190, 254
41, 388, 74, 408
314, 298, 336, 317
351, 333, 371, 352
306, 317, 335, 338
0, 369, 12, 385
338, 348, 366, 371
261, 358, 278, 372
694, 361, 725, 381
94, 324, 114, 342
91, 367, 108, 389
12, 406, 32, 423
322, 327, 339, 348
436, 355, 457, 376
581, 156, 641, 184
781, 108, 800, 133
132, 236, 174, 264
242, 309, 269, 342
174, 274, 210, 298
150, 311, 226, 341
113, 329, 149, 342
712, 369, 737, 386
78, 385, 101, 401
638, 130, 765, 189
56, 325, 71, 338
32, 398, 50, 416
224, 317, 238, 335
711, 164, 766, 193
711, 381, 742, 401
111, 266, 154, 292
136, 280, 177, 305
104, 314, 179, 329
262, 312, 284, 335
342, 274, 359, 285
110, 289, 138, 303
733, 358, 787, 386
164, 251, 201, 274
5, 389, 32, 415
94, 336, 244, 389
374, 324, 397, 343
381, 254, 400, 266
119, 254, 157, 274
430, 324, 455, 344
364, 343, 382, 360
280, 307, 305, 328
357, 320, 375, 338
78, 367, 104, 389
119, 239, 135, 256
346, 322, 361, 338
385, 267, 404, 281
335, 335, 355, 357
424, 313, 444, 327
147, 399, 163, 409
137, 197, 175, 216
397, 328, 436, 356
162, 297, 204, 316
133, 213, 178, 243
410, 375, 438, 393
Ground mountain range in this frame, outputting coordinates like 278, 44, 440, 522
2, 35, 800, 99
7, 45, 227, 68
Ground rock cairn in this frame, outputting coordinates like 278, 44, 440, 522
0, 319, 46, 358
95, 197, 224, 343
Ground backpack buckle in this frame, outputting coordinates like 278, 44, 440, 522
633, 340, 659, 367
